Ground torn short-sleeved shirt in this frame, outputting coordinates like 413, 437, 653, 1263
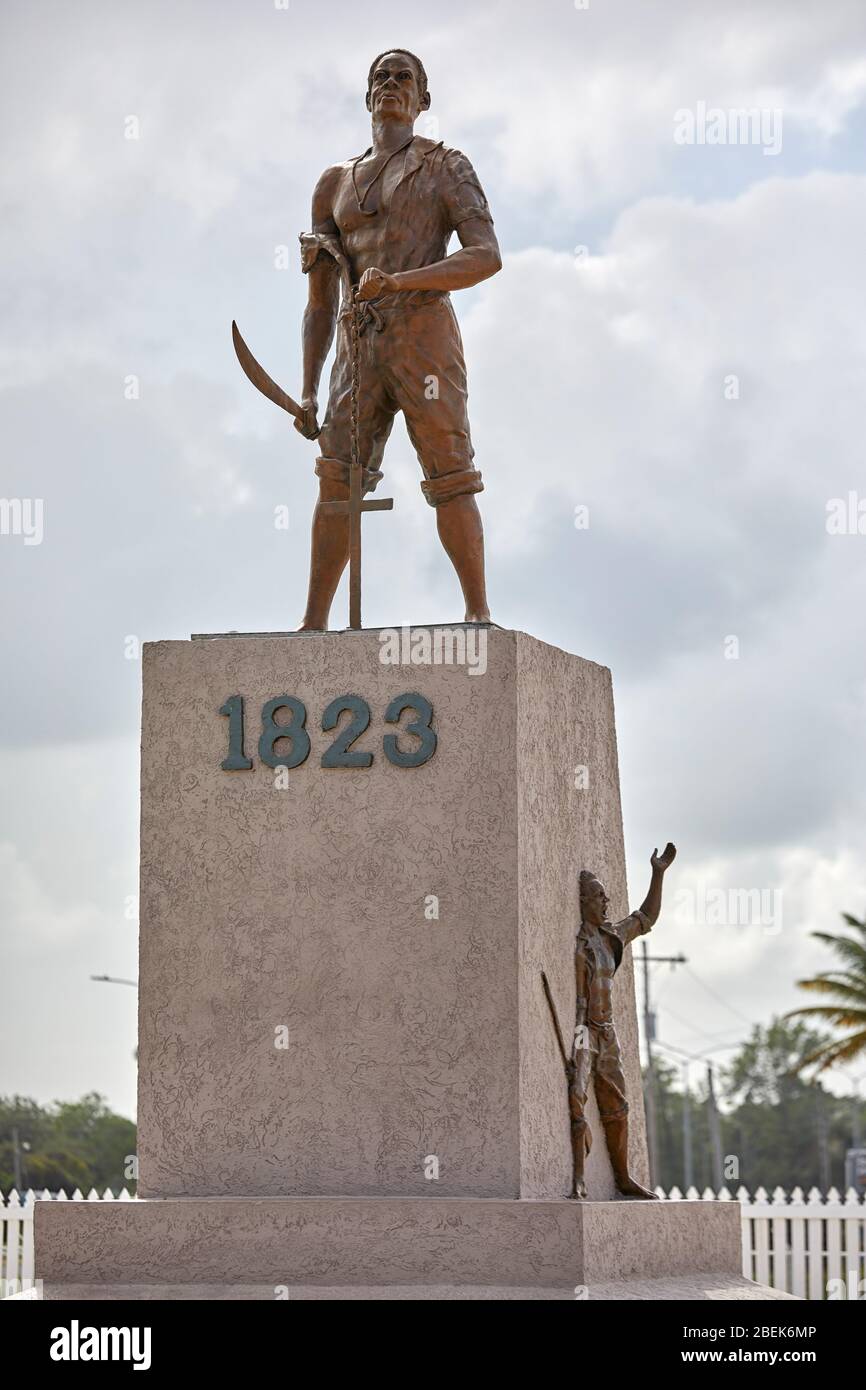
438, 147, 494, 230
577, 910, 652, 1028
327, 136, 495, 310
607, 909, 653, 958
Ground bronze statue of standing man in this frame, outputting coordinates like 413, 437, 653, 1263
568, 844, 677, 1199
294, 49, 501, 630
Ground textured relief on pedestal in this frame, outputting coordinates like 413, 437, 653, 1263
35, 1197, 743, 1289
139, 630, 520, 1198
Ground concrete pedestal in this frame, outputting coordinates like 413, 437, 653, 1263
34, 628, 789, 1299
136, 628, 644, 1202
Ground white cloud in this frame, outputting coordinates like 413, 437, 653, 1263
628, 843, 866, 1097
0, 842, 95, 949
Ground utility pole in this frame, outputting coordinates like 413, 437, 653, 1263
816, 1086, 831, 1192
851, 1076, 863, 1149
706, 1062, 724, 1190
639, 944, 687, 1186
641, 942, 658, 1185
682, 1060, 694, 1190
12, 1126, 23, 1191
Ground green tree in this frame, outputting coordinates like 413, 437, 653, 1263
0, 1093, 136, 1194
650, 1057, 713, 1192
722, 1018, 849, 1192
650, 1018, 859, 1193
785, 912, 866, 1072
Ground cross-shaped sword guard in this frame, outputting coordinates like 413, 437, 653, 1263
319, 463, 393, 629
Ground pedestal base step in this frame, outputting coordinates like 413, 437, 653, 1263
38, 1275, 794, 1301
34, 1195, 791, 1299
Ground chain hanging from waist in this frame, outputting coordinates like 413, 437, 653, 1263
339, 298, 385, 336
339, 288, 449, 336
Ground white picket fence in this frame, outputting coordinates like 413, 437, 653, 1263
659, 1184, 866, 1299
1, 1187, 135, 1297
2, 1184, 865, 1298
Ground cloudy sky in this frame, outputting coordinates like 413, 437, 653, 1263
2, 0, 866, 1124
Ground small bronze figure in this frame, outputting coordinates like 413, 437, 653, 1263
562, 843, 677, 1200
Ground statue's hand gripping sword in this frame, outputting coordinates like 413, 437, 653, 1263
231, 233, 374, 429
231, 320, 318, 437
231, 232, 393, 630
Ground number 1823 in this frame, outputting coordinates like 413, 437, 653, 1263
219, 692, 437, 771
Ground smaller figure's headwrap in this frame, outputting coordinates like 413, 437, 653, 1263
579, 869, 605, 921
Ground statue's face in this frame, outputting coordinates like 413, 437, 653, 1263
367, 52, 429, 121
581, 879, 609, 927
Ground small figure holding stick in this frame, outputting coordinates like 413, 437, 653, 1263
543, 843, 677, 1199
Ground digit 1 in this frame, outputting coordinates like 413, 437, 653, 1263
219, 695, 253, 770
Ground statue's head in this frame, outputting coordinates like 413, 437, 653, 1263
366, 49, 431, 122
579, 870, 609, 927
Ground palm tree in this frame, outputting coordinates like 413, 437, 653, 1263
785, 913, 866, 1073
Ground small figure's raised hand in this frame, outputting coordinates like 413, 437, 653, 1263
355, 267, 400, 302
293, 396, 320, 440
651, 842, 677, 872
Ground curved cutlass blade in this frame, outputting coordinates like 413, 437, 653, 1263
232, 320, 317, 434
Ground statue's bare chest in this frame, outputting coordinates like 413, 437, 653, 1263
333, 151, 412, 236
577, 930, 617, 980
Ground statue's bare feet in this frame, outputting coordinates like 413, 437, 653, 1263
569, 1180, 587, 1201
615, 1176, 658, 1200
463, 609, 490, 624
296, 619, 327, 632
